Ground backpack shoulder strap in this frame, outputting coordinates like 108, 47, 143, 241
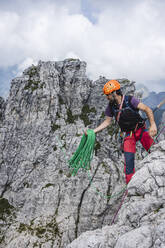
124, 95, 132, 107
116, 95, 125, 122
124, 95, 139, 111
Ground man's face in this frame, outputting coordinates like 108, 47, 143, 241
106, 93, 115, 103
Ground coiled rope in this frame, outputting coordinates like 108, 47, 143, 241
68, 129, 127, 199
68, 129, 95, 176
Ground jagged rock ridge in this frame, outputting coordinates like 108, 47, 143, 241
67, 141, 165, 248
0, 97, 5, 125
0, 59, 164, 248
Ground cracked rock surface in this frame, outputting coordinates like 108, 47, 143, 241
67, 141, 165, 248
0, 59, 164, 248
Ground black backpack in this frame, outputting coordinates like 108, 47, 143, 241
111, 95, 144, 132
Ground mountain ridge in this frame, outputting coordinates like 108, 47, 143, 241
0, 59, 164, 248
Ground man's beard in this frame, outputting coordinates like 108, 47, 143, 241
109, 96, 117, 106
109, 99, 115, 105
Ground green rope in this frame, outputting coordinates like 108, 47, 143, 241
87, 171, 127, 199
67, 124, 165, 199
68, 129, 96, 176
68, 129, 126, 198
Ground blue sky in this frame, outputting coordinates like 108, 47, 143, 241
0, 0, 165, 98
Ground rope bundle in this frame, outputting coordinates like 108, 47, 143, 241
68, 129, 96, 176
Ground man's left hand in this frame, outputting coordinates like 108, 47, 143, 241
149, 123, 157, 137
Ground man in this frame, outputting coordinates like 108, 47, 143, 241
88, 80, 157, 184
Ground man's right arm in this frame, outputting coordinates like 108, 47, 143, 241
93, 116, 112, 134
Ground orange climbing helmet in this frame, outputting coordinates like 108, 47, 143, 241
103, 80, 120, 95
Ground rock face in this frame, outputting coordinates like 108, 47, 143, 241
67, 141, 165, 248
157, 112, 165, 142
0, 97, 6, 126
0, 59, 164, 248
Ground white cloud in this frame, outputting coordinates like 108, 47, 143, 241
0, 0, 165, 93
16, 58, 38, 76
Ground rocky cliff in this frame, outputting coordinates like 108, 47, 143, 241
157, 112, 165, 142
0, 97, 5, 126
0, 59, 164, 248
67, 141, 165, 248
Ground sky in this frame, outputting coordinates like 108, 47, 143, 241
0, 0, 165, 98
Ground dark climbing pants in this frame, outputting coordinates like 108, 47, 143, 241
123, 126, 154, 184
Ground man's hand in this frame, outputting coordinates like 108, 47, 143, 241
84, 129, 96, 136
148, 123, 157, 137
137, 103, 157, 138
84, 129, 88, 136
83, 116, 111, 136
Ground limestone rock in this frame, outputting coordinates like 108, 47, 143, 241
0, 96, 6, 125
0, 59, 163, 248
158, 111, 165, 141
67, 140, 165, 248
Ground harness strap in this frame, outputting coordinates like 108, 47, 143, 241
125, 127, 148, 139
139, 128, 148, 141
116, 95, 125, 122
